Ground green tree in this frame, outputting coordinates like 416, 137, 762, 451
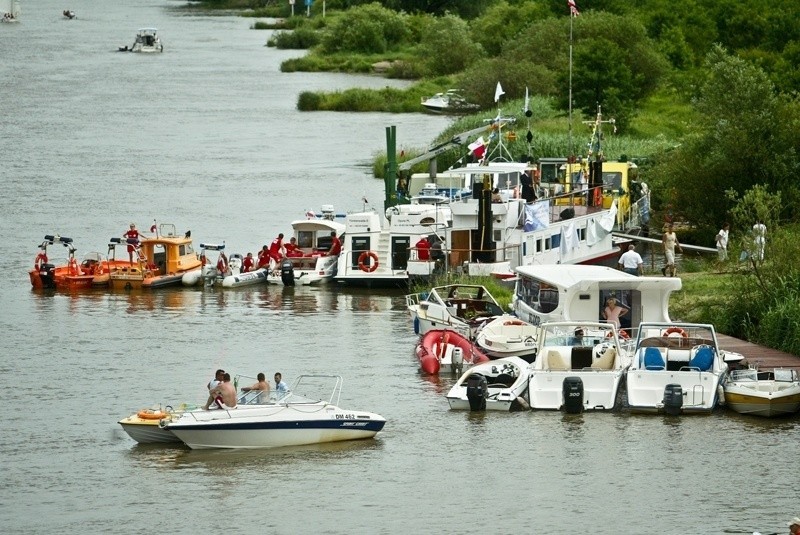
418, 14, 485, 76
320, 2, 410, 54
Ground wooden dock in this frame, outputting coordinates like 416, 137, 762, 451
717, 333, 800, 371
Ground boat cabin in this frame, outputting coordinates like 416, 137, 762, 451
513, 265, 681, 333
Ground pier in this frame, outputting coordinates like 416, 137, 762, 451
718, 333, 800, 371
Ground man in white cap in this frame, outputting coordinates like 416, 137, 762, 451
789, 517, 800, 534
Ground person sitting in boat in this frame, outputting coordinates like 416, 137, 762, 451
284, 237, 303, 258
257, 245, 270, 269
123, 223, 141, 264
242, 252, 254, 273
274, 372, 289, 400
241, 372, 271, 403
326, 231, 342, 257
204, 372, 237, 410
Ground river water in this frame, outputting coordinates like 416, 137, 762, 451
1, 2, 798, 534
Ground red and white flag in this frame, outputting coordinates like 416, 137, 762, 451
568, 0, 580, 16
468, 137, 487, 160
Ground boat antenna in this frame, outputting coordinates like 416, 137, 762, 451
523, 86, 533, 160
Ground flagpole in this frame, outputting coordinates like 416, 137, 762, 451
568, 9, 574, 161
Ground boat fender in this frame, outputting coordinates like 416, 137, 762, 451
663, 327, 688, 338
68, 258, 79, 276
413, 317, 420, 335
561, 376, 584, 414
35, 252, 48, 270
357, 251, 379, 273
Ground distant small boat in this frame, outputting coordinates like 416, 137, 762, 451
1, 0, 20, 22
62, 9, 76, 19
120, 27, 163, 53
420, 89, 479, 114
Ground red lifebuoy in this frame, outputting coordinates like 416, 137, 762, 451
34, 252, 48, 270
663, 327, 688, 338
357, 251, 379, 273
68, 258, 79, 276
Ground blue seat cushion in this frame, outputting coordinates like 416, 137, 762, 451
689, 345, 715, 371
643, 347, 665, 370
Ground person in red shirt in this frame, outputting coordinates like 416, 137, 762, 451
269, 233, 284, 262
242, 252, 254, 273
415, 236, 430, 260
284, 237, 303, 258
123, 223, 141, 264
256, 245, 270, 269
327, 231, 342, 256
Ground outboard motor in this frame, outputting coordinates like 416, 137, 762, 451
280, 258, 295, 286
466, 374, 488, 411
562, 376, 584, 414
39, 263, 57, 289
451, 347, 464, 376
663, 384, 683, 415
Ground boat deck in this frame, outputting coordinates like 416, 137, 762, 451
718, 333, 800, 371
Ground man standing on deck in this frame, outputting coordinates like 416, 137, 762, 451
618, 244, 643, 276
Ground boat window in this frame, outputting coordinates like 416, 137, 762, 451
516, 277, 559, 313
297, 231, 314, 249
179, 245, 186, 256
602, 172, 622, 190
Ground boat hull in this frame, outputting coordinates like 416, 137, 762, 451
118, 417, 181, 444
626, 370, 722, 414
167, 406, 386, 450
724, 389, 800, 417
445, 356, 531, 411
222, 268, 269, 287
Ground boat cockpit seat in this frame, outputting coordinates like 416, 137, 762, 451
643, 347, 665, 370
591, 345, 616, 370
548, 349, 569, 371
688, 345, 715, 372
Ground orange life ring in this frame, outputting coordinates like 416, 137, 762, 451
663, 327, 688, 338
357, 251, 379, 273
137, 409, 168, 420
607, 329, 630, 339
34, 252, 48, 270
68, 258, 79, 276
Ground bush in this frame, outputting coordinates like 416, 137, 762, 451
320, 2, 410, 54
267, 27, 320, 49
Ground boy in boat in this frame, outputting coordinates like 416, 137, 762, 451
242, 252, 254, 273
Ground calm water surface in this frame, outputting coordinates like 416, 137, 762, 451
1, 2, 798, 534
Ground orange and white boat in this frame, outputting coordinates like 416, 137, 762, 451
108, 223, 202, 290
29, 235, 132, 290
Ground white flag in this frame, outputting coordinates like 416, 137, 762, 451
494, 82, 504, 103
523, 86, 530, 113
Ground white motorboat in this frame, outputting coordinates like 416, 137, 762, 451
182, 243, 228, 286
63, 9, 75, 19
405, 283, 505, 338
420, 89, 479, 114
723, 367, 800, 417
512, 264, 681, 330
118, 405, 190, 444
626, 322, 739, 414
474, 316, 539, 361
121, 28, 163, 53
164, 375, 386, 450
221, 267, 270, 288
267, 205, 345, 286
527, 322, 631, 412
446, 356, 531, 411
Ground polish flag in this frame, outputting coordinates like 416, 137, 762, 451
468, 137, 486, 160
